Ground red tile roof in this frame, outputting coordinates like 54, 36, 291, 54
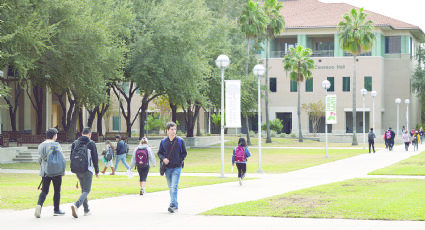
281, 0, 420, 30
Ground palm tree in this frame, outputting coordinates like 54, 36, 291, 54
263, 0, 285, 143
338, 8, 375, 145
239, 0, 267, 145
283, 45, 314, 142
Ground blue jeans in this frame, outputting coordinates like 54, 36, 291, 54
75, 171, 93, 213
165, 167, 182, 209
115, 154, 130, 171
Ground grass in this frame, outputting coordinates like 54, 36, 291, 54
203, 178, 425, 221
369, 150, 425, 176
0, 148, 367, 174
0, 173, 237, 210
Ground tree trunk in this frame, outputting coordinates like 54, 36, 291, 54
66, 104, 79, 141
139, 111, 146, 138
26, 84, 44, 134
138, 94, 157, 139
245, 114, 251, 145
87, 106, 98, 129
352, 56, 358, 145
170, 101, 177, 123
196, 113, 201, 136
184, 102, 201, 138
78, 108, 84, 132
265, 38, 272, 143
96, 111, 103, 136
297, 81, 303, 142
3, 82, 22, 131
246, 37, 250, 76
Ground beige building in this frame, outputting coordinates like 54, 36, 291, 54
261, 0, 425, 136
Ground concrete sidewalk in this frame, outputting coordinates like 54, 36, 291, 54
2, 144, 425, 229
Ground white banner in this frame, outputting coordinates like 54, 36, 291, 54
326, 94, 337, 124
225, 80, 241, 128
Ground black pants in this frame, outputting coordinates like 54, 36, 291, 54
368, 140, 375, 153
236, 163, 246, 178
137, 165, 150, 182
37, 175, 62, 211
405, 142, 410, 151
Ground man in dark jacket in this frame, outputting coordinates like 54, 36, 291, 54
367, 128, 376, 153
389, 127, 396, 151
157, 122, 187, 213
70, 128, 99, 218
114, 135, 131, 174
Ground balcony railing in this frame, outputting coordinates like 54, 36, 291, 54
343, 51, 372, 56
311, 50, 334, 57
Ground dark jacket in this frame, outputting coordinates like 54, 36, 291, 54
157, 137, 187, 169
71, 136, 99, 174
390, 129, 396, 140
116, 140, 126, 155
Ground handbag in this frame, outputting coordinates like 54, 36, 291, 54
160, 140, 176, 176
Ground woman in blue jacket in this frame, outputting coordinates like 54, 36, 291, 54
232, 137, 251, 186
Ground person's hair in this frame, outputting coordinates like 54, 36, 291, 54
82, 127, 91, 135
166, 121, 177, 130
238, 137, 247, 147
370, 128, 373, 131
105, 140, 115, 151
115, 135, 121, 140
140, 137, 148, 145
405, 131, 408, 134
46, 128, 58, 139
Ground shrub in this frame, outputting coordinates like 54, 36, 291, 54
261, 118, 283, 133
249, 130, 256, 137
270, 130, 277, 137
280, 133, 287, 138
206, 132, 211, 136
290, 133, 297, 138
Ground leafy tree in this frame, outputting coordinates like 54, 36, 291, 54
302, 100, 325, 136
262, 0, 285, 143
338, 8, 375, 145
283, 45, 314, 142
412, 46, 425, 122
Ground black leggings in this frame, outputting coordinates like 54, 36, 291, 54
137, 165, 150, 182
236, 163, 246, 178
37, 175, 62, 211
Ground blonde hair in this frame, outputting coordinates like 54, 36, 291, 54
105, 140, 115, 151
140, 137, 148, 145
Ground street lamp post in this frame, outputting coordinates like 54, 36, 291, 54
395, 98, 401, 135
360, 89, 367, 149
45, 75, 51, 131
371, 91, 377, 132
216, 54, 230, 178
253, 64, 265, 172
322, 80, 331, 158
405, 99, 410, 132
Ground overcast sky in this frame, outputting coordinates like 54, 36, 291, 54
320, 0, 425, 31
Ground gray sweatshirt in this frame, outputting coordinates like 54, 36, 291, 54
130, 144, 156, 168
38, 140, 65, 177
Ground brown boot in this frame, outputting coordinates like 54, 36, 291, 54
110, 167, 115, 175
101, 167, 107, 174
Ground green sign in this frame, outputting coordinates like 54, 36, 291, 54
326, 95, 337, 124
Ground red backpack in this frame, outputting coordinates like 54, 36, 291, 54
135, 148, 149, 167
234, 146, 246, 162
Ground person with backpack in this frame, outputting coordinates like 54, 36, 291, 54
402, 130, 411, 151
412, 130, 421, 151
384, 129, 389, 149
114, 135, 132, 176
157, 121, 187, 213
70, 128, 99, 218
388, 127, 396, 151
34, 128, 66, 218
419, 127, 424, 144
101, 140, 115, 175
367, 128, 376, 154
232, 137, 251, 186
130, 137, 156, 195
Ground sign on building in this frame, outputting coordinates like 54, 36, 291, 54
225, 80, 241, 128
326, 95, 337, 124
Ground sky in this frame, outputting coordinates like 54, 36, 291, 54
320, 0, 425, 31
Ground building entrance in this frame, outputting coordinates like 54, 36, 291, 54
276, 112, 292, 134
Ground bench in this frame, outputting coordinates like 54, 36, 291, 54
17, 134, 45, 146
0, 134, 10, 147
103, 132, 129, 143
3, 131, 26, 142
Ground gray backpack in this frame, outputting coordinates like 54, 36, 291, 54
45, 143, 66, 177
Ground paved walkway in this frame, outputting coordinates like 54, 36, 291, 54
2, 144, 425, 229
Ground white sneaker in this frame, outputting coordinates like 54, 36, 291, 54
239, 178, 243, 186
127, 169, 134, 178
84, 211, 91, 216
34, 205, 41, 218
71, 204, 78, 218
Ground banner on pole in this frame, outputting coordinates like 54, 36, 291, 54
326, 95, 337, 124
225, 80, 241, 128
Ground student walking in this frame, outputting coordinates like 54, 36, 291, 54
402, 130, 411, 151
412, 131, 421, 151
388, 127, 396, 151
232, 137, 251, 185
419, 127, 424, 144
114, 135, 131, 176
101, 140, 115, 175
157, 122, 187, 213
70, 128, 99, 218
35, 128, 66, 218
367, 128, 376, 153
130, 137, 156, 195
384, 129, 389, 149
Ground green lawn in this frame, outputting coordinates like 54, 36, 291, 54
369, 151, 425, 175
203, 178, 425, 220
0, 173, 237, 210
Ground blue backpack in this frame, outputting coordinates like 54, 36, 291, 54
161, 137, 183, 153
45, 143, 66, 177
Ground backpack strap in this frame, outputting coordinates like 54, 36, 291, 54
162, 137, 183, 153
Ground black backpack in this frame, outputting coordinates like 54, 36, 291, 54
368, 132, 374, 141
104, 146, 113, 161
413, 135, 418, 143
70, 140, 89, 173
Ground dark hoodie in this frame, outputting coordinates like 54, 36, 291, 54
157, 137, 187, 169
71, 135, 99, 174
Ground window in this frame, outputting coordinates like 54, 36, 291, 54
313, 41, 334, 57
364, 76, 372, 91
385, 36, 401, 54
342, 77, 350, 92
290, 80, 297, 92
305, 78, 313, 92
327, 77, 334, 92
113, 116, 120, 131
270, 78, 277, 92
